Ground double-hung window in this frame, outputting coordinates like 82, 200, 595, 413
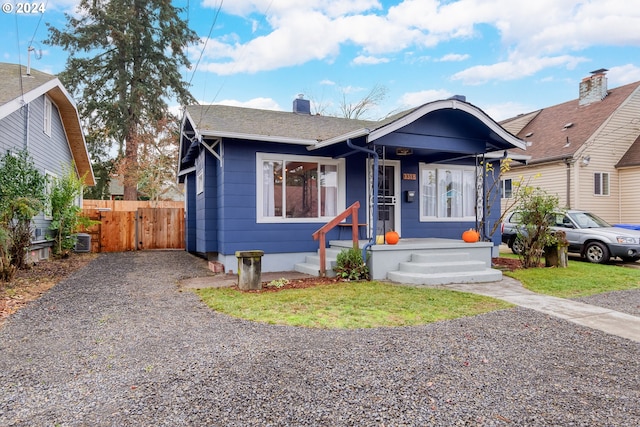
44, 170, 56, 220
257, 153, 345, 222
594, 172, 609, 196
419, 163, 479, 221
43, 97, 52, 137
501, 178, 513, 199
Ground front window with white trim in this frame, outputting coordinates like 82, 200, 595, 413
257, 153, 345, 222
419, 163, 478, 221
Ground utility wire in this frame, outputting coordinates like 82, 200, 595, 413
188, 0, 223, 87
194, 0, 275, 127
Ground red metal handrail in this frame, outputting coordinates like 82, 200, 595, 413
312, 201, 360, 277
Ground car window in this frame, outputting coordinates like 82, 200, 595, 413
568, 212, 610, 228
508, 212, 522, 223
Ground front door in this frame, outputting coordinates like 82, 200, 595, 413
368, 159, 401, 237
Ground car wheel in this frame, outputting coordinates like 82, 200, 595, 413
584, 241, 610, 264
510, 237, 524, 255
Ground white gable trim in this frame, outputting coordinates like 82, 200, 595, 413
0, 78, 73, 121
367, 99, 526, 150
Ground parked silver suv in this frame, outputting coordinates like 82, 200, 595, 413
501, 210, 640, 263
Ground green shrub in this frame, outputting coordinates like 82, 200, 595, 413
49, 164, 95, 256
515, 188, 561, 268
334, 248, 370, 281
0, 150, 47, 271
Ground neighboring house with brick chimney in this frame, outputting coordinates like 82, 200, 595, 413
178, 95, 525, 279
500, 69, 640, 224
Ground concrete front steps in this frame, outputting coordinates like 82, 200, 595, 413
294, 247, 343, 277
296, 247, 502, 285
387, 252, 502, 286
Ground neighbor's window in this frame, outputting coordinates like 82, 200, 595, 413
43, 96, 52, 137
257, 153, 345, 222
594, 172, 609, 196
44, 170, 56, 219
419, 163, 478, 221
501, 178, 513, 198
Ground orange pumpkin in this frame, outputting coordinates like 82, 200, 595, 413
385, 230, 400, 245
462, 229, 480, 243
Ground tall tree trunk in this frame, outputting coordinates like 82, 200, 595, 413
123, 124, 139, 200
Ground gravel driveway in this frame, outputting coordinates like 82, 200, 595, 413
1, 251, 638, 426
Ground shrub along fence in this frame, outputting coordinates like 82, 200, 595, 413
80, 200, 185, 252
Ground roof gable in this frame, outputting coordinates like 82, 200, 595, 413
617, 134, 640, 168
0, 63, 95, 186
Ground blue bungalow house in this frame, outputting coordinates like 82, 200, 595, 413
178, 96, 525, 284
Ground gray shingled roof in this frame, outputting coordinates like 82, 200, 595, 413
0, 63, 57, 106
185, 104, 405, 142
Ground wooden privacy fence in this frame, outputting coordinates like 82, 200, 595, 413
80, 200, 185, 253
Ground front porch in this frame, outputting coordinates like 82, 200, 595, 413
295, 238, 502, 285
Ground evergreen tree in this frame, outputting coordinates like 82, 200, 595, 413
46, 0, 198, 199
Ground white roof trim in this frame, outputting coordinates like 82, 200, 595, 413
308, 128, 371, 151
0, 78, 68, 121
483, 151, 531, 161
368, 99, 527, 151
198, 130, 316, 146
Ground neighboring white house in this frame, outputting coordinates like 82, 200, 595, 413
501, 69, 640, 225
0, 62, 95, 260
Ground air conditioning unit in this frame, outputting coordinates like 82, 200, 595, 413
74, 233, 91, 253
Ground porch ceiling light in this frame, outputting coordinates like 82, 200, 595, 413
396, 147, 413, 156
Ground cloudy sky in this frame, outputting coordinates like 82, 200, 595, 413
2, 0, 640, 120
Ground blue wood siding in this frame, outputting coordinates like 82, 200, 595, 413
184, 174, 197, 252
190, 136, 503, 257
0, 95, 74, 237
195, 151, 219, 253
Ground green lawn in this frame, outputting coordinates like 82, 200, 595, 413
196, 281, 511, 329
505, 259, 640, 298
195, 257, 640, 329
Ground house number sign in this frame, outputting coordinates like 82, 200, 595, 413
402, 173, 417, 180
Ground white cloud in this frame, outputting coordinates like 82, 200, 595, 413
319, 79, 336, 86
215, 97, 282, 110
352, 55, 390, 65
483, 102, 535, 122
607, 64, 640, 86
437, 53, 470, 62
399, 89, 453, 107
197, 0, 640, 85
451, 55, 587, 85
339, 85, 366, 95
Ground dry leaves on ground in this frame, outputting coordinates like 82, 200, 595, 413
0, 253, 97, 327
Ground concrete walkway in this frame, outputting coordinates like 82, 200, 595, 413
439, 277, 640, 343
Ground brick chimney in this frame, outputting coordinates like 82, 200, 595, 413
579, 69, 608, 106
293, 94, 311, 114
